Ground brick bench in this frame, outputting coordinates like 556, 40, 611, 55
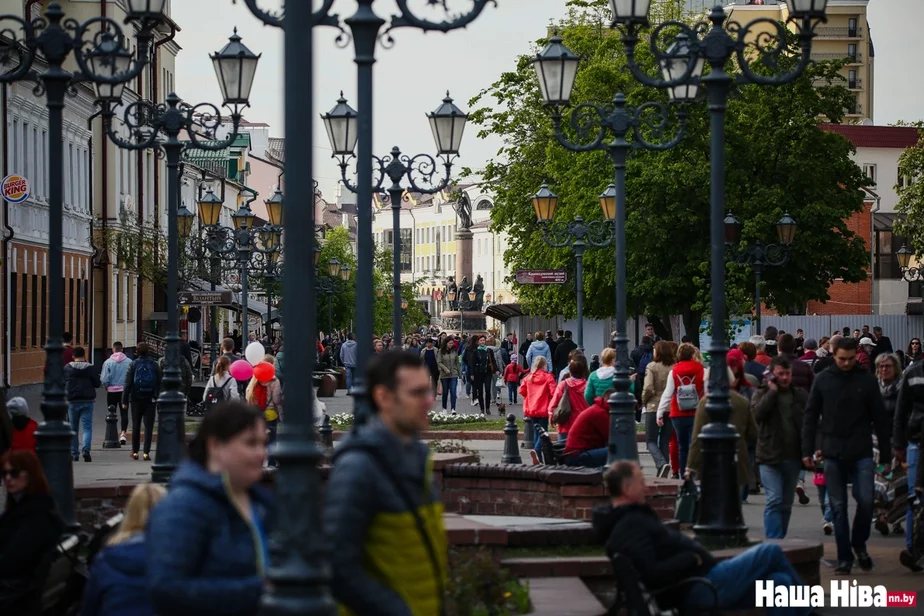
526, 577, 607, 616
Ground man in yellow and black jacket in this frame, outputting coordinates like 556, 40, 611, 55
325, 350, 447, 616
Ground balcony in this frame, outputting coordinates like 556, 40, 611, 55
848, 78, 863, 90
844, 104, 864, 117
812, 52, 862, 63
816, 27, 862, 39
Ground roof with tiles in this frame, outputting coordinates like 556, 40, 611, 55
819, 124, 921, 149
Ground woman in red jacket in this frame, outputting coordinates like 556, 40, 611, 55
519, 356, 556, 453
547, 357, 590, 443
656, 343, 704, 474
5, 398, 37, 453
562, 388, 613, 467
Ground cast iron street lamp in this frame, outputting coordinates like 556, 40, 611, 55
725, 212, 797, 333
611, 0, 827, 546
896, 245, 923, 283
100, 29, 260, 483
324, 91, 468, 343
531, 185, 615, 354
446, 288, 478, 342
533, 33, 688, 465
237, 1, 493, 612
318, 258, 353, 335
0, 1, 166, 528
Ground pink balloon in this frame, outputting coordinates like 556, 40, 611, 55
253, 361, 276, 383
230, 359, 254, 381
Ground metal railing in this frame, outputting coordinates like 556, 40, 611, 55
816, 27, 862, 38
813, 51, 862, 62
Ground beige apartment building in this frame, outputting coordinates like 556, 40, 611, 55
726, 0, 873, 122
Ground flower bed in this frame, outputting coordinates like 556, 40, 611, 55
329, 411, 494, 430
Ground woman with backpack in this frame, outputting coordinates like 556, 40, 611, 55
121, 342, 162, 461
519, 356, 556, 453
642, 341, 675, 477
547, 357, 590, 444
655, 343, 704, 475
204, 357, 240, 406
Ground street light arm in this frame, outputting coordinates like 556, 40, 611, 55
183, 102, 244, 151
70, 15, 155, 87
551, 104, 608, 153
387, 0, 496, 33
729, 242, 791, 268
617, 20, 704, 89
100, 101, 162, 151
234, 0, 340, 28
338, 153, 388, 194
0, 14, 40, 83
399, 152, 454, 196
540, 218, 613, 249
630, 102, 688, 152
729, 16, 818, 87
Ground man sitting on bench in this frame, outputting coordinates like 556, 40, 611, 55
592, 461, 811, 616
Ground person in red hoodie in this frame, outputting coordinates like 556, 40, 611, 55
548, 357, 590, 443
519, 356, 556, 453
656, 343, 704, 474
563, 388, 613, 467
503, 356, 528, 405
6, 397, 38, 453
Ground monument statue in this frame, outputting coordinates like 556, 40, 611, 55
473, 275, 485, 311
458, 276, 471, 309
454, 192, 473, 231
445, 276, 457, 310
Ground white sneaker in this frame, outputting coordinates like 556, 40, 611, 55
822, 521, 833, 535
119, 431, 127, 445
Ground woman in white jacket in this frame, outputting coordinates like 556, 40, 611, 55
203, 356, 240, 404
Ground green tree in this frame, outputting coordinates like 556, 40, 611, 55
315, 226, 358, 336
373, 247, 430, 337
467, 0, 869, 339
892, 123, 924, 257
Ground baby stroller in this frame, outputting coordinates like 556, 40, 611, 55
873, 438, 908, 535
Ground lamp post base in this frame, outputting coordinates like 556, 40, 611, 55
151, 390, 188, 484
693, 423, 748, 549
606, 390, 638, 464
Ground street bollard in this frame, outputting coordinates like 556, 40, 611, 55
102, 405, 121, 449
501, 413, 522, 464
319, 413, 333, 450
522, 417, 534, 449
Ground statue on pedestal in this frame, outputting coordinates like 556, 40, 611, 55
445, 276, 457, 311
473, 275, 485, 311
458, 276, 471, 309
454, 192, 473, 231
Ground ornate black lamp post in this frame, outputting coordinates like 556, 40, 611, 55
100, 30, 260, 483
532, 32, 688, 465
610, 0, 827, 546
318, 258, 352, 335
531, 185, 615, 354
236, 2, 494, 612
323, 92, 468, 343
0, 0, 168, 526
897, 245, 923, 284
725, 212, 797, 333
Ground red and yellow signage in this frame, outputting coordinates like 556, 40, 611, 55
2, 175, 30, 204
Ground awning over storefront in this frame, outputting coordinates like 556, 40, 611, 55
484, 303, 523, 322
874, 212, 901, 232
186, 278, 275, 321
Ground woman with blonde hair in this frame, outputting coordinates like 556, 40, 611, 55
81, 483, 166, 616
642, 341, 675, 476
656, 342, 705, 476
203, 356, 240, 405
519, 356, 556, 454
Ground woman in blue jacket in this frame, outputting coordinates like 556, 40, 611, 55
145, 402, 271, 616
80, 483, 165, 616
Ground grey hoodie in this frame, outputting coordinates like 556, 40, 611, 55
339, 340, 358, 367
525, 340, 553, 372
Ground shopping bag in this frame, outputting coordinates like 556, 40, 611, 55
674, 478, 700, 524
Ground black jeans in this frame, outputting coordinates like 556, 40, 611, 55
429, 367, 440, 396
472, 373, 491, 413
131, 399, 156, 454
645, 412, 670, 470
108, 391, 127, 432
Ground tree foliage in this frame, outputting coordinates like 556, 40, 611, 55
467, 0, 870, 339
892, 123, 924, 257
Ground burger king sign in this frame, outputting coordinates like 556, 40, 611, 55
2, 175, 30, 204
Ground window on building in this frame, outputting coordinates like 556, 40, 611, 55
848, 17, 858, 37
863, 164, 877, 187
20, 273, 27, 348
40, 275, 46, 345
23, 122, 30, 183
42, 130, 48, 196
848, 69, 857, 89
31, 273, 38, 346
10, 273, 16, 349
899, 169, 912, 190
847, 43, 857, 61
400, 228, 412, 272
116, 270, 123, 322
875, 230, 906, 280
11, 118, 18, 173
127, 275, 135, 322
68, 278, 75, 336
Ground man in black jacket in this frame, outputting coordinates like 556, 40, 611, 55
552, 330, 577, 377
803, 337, 891, 575
893, 357, 924, 571
64, 346, 100, 462
593, 461, 807, 613
518, 333, 533, 369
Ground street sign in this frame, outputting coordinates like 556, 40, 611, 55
178, 291, 232, 305
515, 269, 568, 284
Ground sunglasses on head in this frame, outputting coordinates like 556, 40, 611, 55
1, 468, 22, 479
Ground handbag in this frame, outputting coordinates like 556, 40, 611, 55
550, 382, 572, 425
674, 478, 700, 524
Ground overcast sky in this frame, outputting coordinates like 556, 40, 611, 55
173, 0, 923, 199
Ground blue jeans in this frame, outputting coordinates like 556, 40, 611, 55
672, 416, 695, 473
825, 457, 875, 564
564, 448, 607, 468
687, 543, 809, 616
816, 484, 833, 523
759, 460, 803, 538
345, 367, 355, 392
68, 402, 94, 456
441, 377, 458, 411
907, 443, 920, 551
531, 417, 549, 453
507, 382, 518, 404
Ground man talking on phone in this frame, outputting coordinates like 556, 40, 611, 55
803, 337, 891, 575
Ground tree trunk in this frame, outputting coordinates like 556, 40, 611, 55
681, 309, 703, 348
647, 315, 674, 341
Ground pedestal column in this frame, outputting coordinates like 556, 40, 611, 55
455, 228, 473, 283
